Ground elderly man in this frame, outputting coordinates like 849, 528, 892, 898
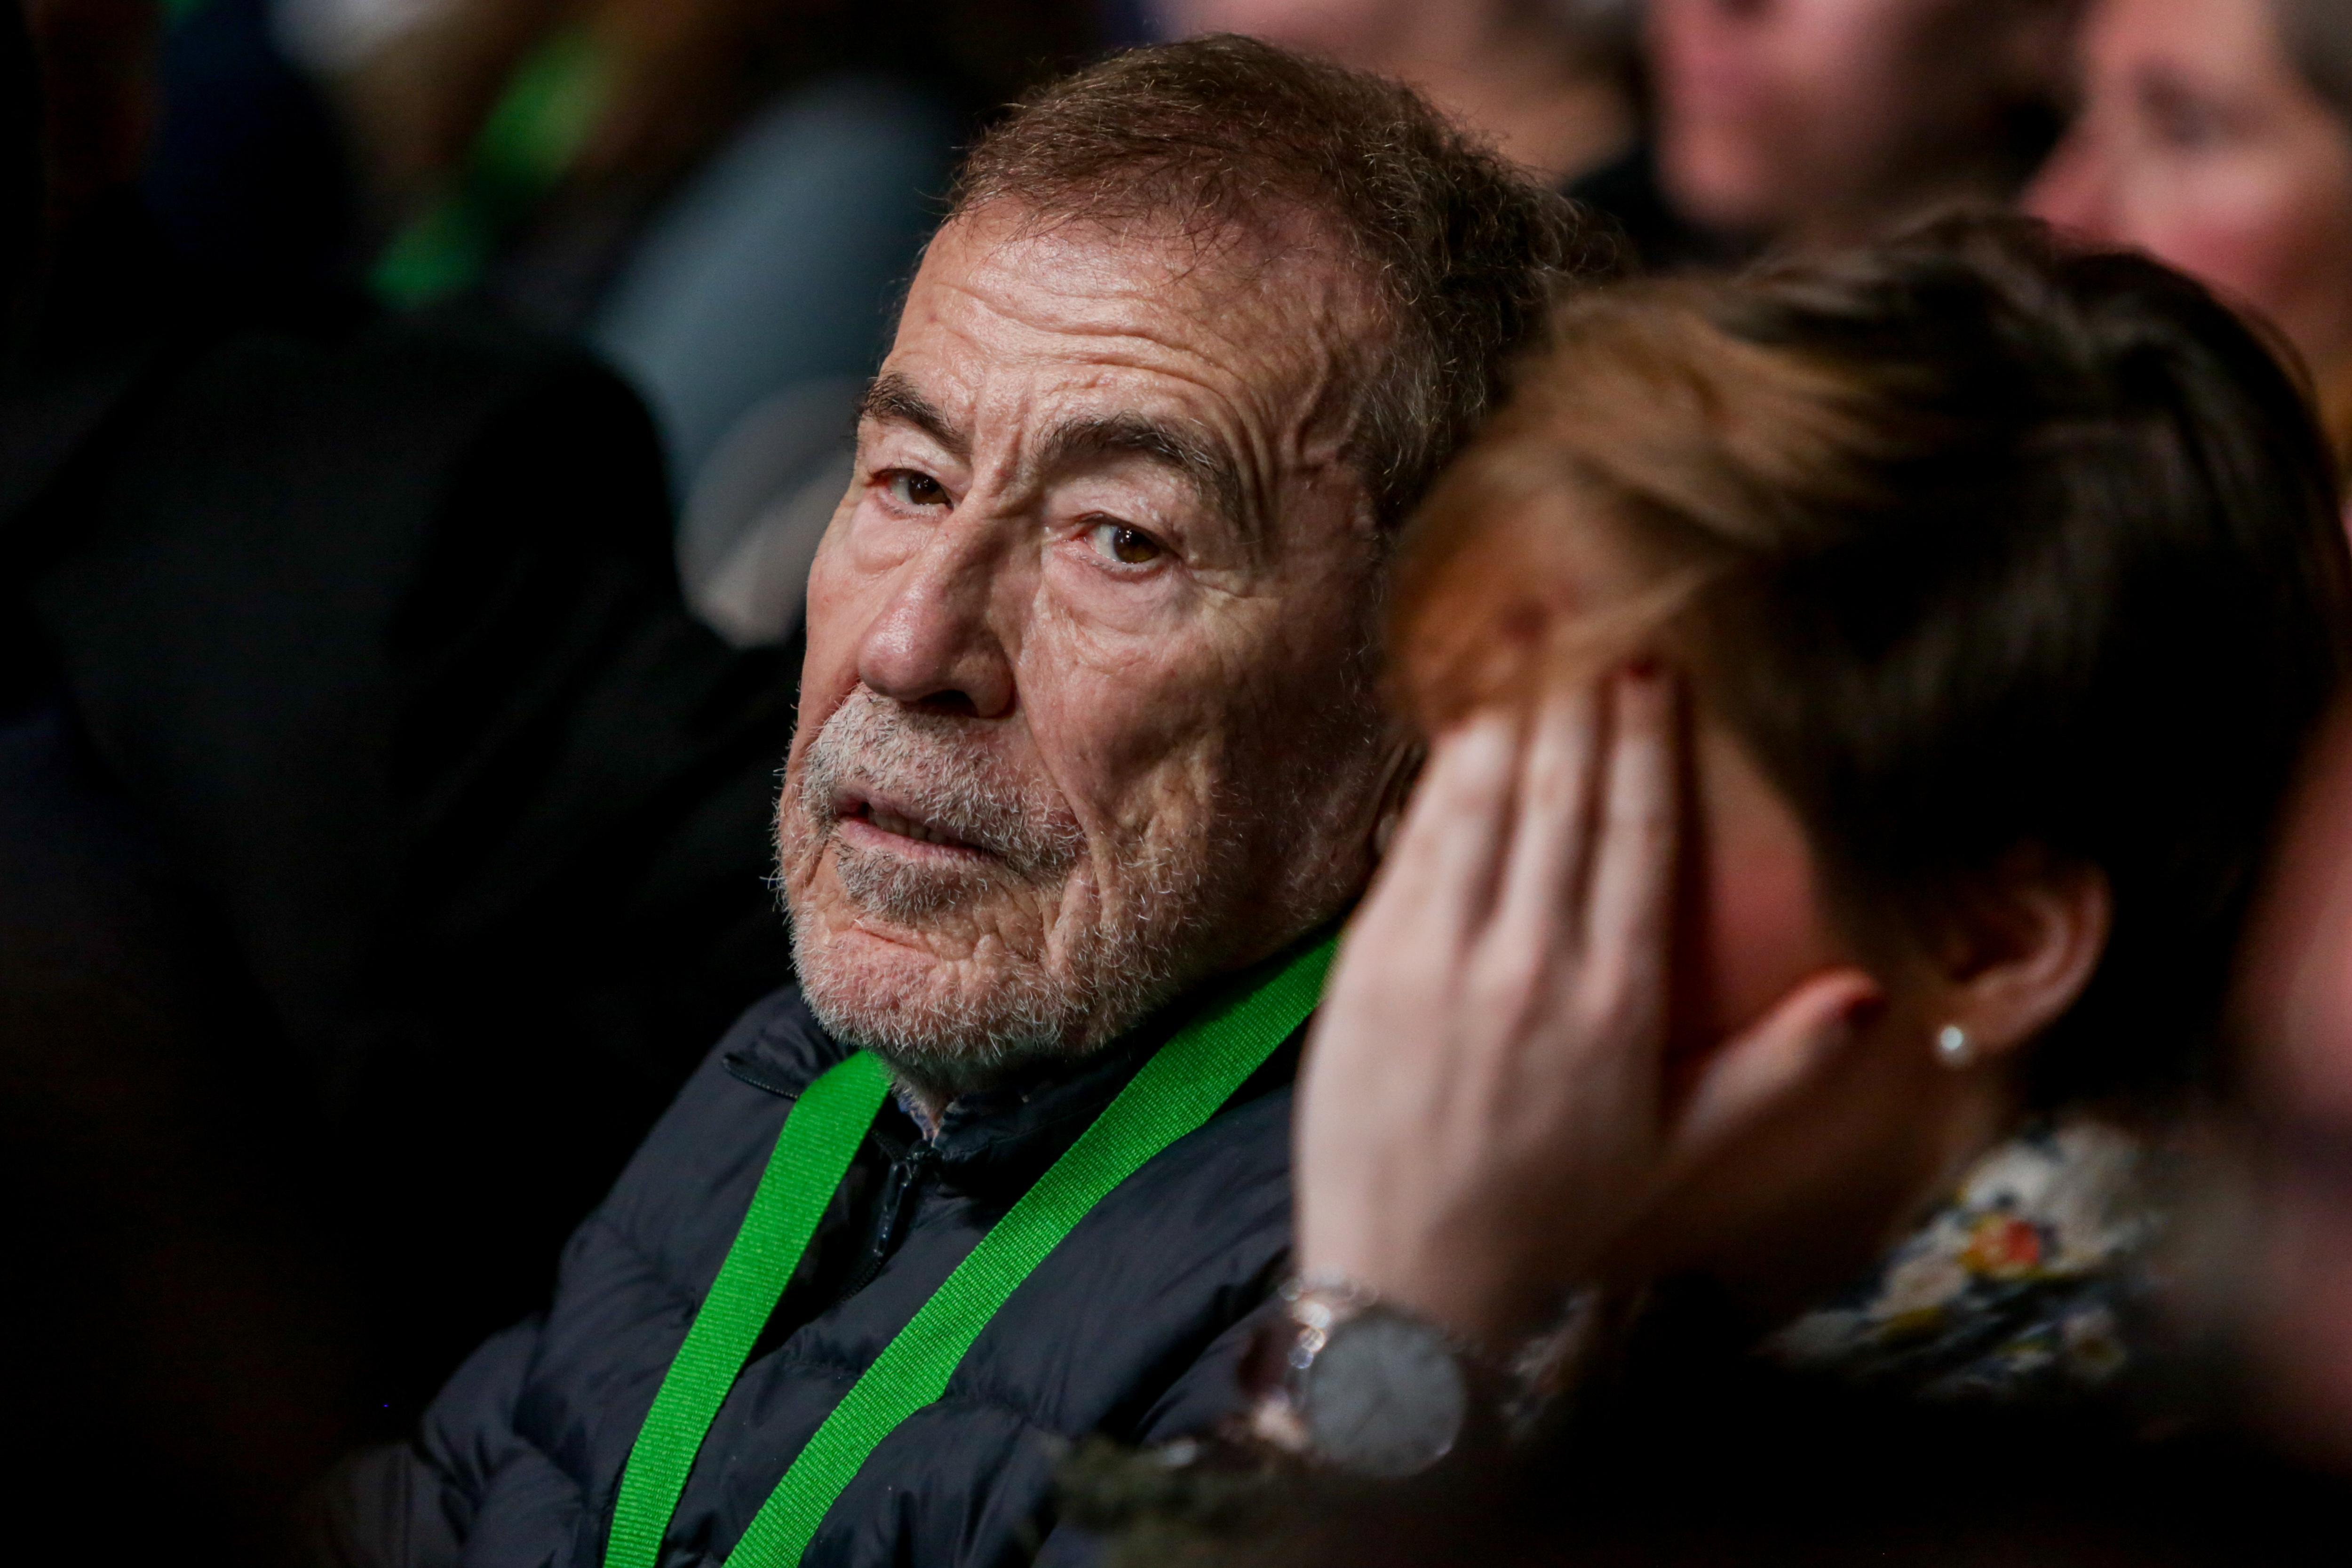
322, 37, 1596, 1568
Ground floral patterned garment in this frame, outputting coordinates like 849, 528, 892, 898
1764, 1117, 2164, 1401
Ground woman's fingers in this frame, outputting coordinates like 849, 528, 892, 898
1582, 667, 1680, 1017
1672, 969, 1882, 1172
1490, 684, 1603, 959
1360, 708, 1522, 955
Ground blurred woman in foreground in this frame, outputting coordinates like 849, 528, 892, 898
1295, 211, 2351, 1380
2227, 701, 2352, 1472
1078, 216, 2352, 1562
2029, 0, 2352, 469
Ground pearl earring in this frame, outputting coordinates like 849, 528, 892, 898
1935, 1024, 1975, 1069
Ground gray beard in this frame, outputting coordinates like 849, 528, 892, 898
780, 693, 1248, 1102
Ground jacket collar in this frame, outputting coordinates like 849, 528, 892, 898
725, 934, 1325, 1193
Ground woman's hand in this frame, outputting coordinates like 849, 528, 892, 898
1294, 669, 1880, 1350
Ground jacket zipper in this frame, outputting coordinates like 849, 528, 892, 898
836, 1142, 937, 1301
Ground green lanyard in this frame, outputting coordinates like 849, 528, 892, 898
605, 934, 1337, 1568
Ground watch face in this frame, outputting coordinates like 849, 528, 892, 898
1302, 1309, 1470, 1478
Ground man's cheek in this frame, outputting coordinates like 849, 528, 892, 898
1035, 547, 1204, 647
800, 557, 892, 711
1019, 619, 1216, 780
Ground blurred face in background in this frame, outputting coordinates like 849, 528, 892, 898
1651, 0, 2078, 245
1152, 0, 1637, 183
1158, 0, 1425, 59
2028, 0, 2352, 457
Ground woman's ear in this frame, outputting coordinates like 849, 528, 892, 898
1931, 852, 2114, 1061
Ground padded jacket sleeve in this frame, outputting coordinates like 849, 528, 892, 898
310, 1318, 546, 1568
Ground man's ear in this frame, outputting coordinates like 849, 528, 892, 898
1931, 852, 2113, 1060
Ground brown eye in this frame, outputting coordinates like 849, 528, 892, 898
1089, 520, 1164, 566
888, 470, 948, 508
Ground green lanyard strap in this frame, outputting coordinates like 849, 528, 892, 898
605, 1049, 891, 1568
605, 934, 1336, 1568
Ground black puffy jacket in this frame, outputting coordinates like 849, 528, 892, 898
320, 978, 1302, 1568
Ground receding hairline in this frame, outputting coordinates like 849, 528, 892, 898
913, 34, 1607, 530
935, 188, 1393, 314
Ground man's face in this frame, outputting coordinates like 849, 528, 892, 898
777, 204, 1395, 1095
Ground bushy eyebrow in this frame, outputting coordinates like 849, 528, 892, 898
858, 373, 968, 462
1038, 411, 1249, 534
858, 373, 1249, 534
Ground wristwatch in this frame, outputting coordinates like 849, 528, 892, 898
1260, 1279, 1476, 1478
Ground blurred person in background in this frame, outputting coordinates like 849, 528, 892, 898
3, 0, 825, 1553
2026, 0, 2352, 1467
283, 0, 1101, 647
2228, 703, 2352, 1473
141, 0, 1105, 648
1150, 0, 1640, 188
1597, 0, 2082, 269
2027, 0, 2352, 474
1071, 215, 2352, 1564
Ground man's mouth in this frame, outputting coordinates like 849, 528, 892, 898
835, 791, 989, 857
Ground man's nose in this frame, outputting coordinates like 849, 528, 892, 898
854, 519, 1017, 718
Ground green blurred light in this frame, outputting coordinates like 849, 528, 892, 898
368, 27, 607, 309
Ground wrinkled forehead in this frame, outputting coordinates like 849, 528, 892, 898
883, 201, 1379, 481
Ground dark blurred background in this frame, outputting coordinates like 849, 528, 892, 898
11, 0, 2352, 1560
